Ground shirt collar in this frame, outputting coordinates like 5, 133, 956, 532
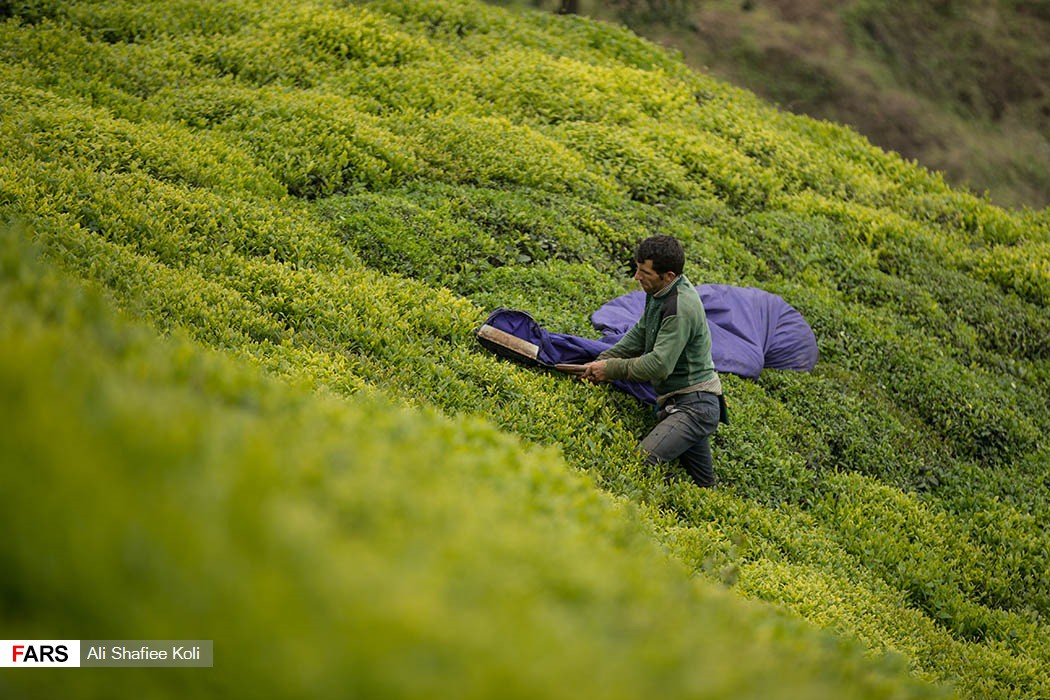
654, 275, 681, 298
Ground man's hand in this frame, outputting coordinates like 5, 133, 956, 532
581, 360, 609, 384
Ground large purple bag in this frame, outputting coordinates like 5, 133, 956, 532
477, 284, 818, 405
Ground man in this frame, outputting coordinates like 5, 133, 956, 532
581, 235, 724, 488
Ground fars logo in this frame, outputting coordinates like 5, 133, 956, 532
1, 640, 81, 667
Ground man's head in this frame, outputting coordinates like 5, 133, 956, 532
633, 235, 684, 295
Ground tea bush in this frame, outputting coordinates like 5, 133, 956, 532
1, 0, 1048, 697
1, 225, 950, 700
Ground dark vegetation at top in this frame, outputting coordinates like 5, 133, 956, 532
507, 0, 1050, 209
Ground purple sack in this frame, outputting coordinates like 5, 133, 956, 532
477, 284, 817, 405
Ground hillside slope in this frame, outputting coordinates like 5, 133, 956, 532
1, 0, 1049, 698
3, 225, 937, 698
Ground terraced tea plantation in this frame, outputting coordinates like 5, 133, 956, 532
1, 0, 1048, 697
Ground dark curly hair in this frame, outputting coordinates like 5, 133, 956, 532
635, 235, 684, 276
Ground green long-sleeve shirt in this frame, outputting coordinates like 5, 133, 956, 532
598, 275, 717, 398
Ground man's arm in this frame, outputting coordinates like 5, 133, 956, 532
584, 317, 646, 384
602, 314, 688, 383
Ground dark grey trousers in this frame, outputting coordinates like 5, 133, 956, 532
640, 391, 721, 487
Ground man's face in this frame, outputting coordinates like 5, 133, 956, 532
634, 259, 676, 295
